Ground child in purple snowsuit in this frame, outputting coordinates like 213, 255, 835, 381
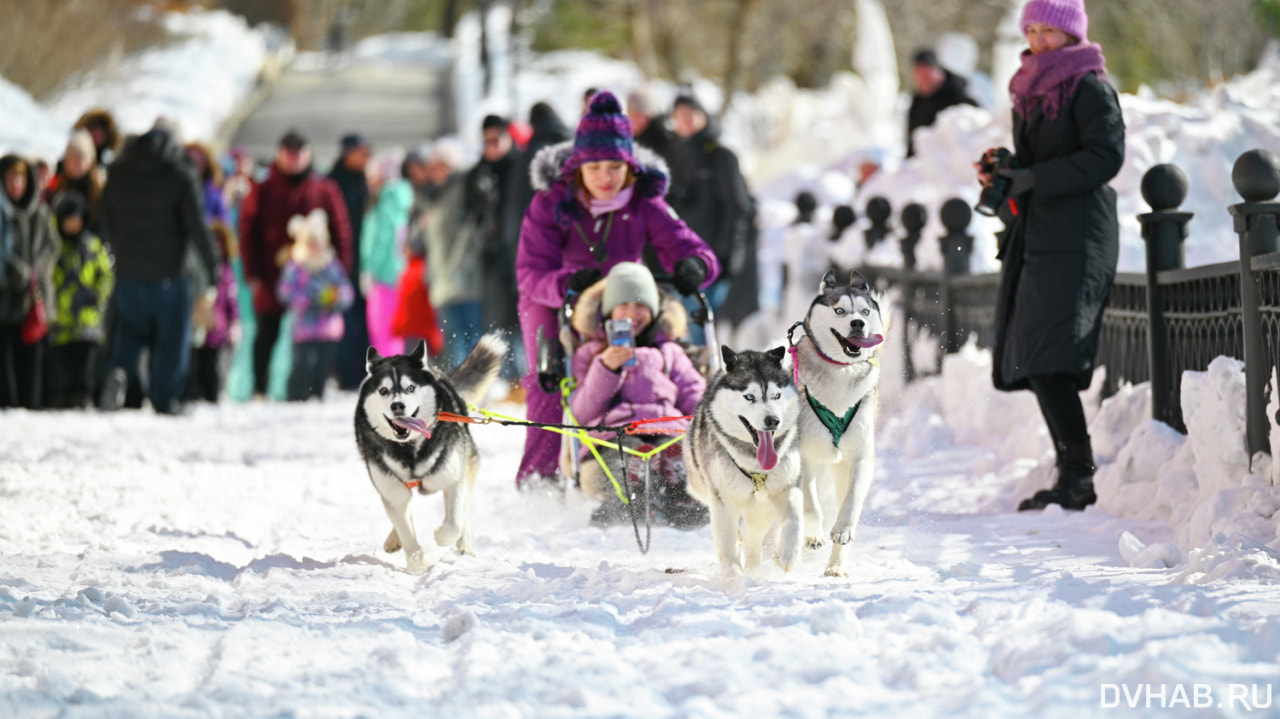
277, 208, 354, 401
568, 262, 707, 526
514, 90, 720, 488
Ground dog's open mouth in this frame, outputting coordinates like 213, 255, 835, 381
739, 416, 778, 471
388, 414, 431, 440
831, 328, 884, 358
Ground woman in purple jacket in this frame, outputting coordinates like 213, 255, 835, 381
568, 263, 706, 526
515, 90, 720, 489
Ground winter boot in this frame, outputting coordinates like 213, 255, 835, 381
1018, 438, 1097, 511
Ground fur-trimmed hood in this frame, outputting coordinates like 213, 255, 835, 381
571, 277, 688, 342
72, 108, 122, 160
529, 140, 670, 199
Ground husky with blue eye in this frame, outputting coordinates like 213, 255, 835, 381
684, 346, 803, 576
793, 270, 889, 577
354, 333, 506, 573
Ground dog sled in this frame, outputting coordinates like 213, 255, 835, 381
527, 284, 723, 553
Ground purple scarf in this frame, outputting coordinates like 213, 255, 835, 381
1009, 42, 1108, 121
578, 184, 634, 217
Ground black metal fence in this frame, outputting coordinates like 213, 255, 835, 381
853, 151, 1280, 452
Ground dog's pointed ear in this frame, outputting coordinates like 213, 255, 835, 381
365, 346, 382, 373
409, 339, 428, 368
720, 344, 737, 372
765, 346, 787, 365
849, 271, 869, 292
820, 269, 838, 293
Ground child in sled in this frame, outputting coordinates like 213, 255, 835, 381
567, 262, 707, 528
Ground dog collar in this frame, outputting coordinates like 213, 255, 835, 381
734, 463, 769, 493
404, 480, 420, 490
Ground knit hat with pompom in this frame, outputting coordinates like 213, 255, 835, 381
563, 90, 637, 179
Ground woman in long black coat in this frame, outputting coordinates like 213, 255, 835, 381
979, 0, 1124, 511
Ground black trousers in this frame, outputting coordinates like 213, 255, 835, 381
253, 311, 283, 396
1027, 373, 1089, 446
187, 345, 223, 403
48, 341, 98, 409
287, 341, 338, 401
0, 323, 43, 409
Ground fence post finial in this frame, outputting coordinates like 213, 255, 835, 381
1139, 164, 1193, 429
1229, 149, 1280, 458
900, 203, 926, 271
864, 196, 892, 251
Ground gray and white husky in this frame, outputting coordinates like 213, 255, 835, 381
685, 346, 803, 576
793, 270, 889, 577
354, 334, 507, 573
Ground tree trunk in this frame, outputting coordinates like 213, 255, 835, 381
441, 0, 462, 39
720, 0, 761, 117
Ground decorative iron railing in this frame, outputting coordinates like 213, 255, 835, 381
848, 152, 1280, 449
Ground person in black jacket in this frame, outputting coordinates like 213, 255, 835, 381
97, 123, 219, 415
464, 114, 525, 384
663, 93, 752, 324
329, 133, 372, 390
906, 48, 978, 158
978, 0, 1123, 512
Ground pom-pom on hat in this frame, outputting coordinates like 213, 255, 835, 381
1021, 0, 1088, 41
563, 90, 638, 179
602, 261, 660, 319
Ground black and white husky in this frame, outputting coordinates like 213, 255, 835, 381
793, 270, 889, 577
354, 334, 506, 572
685, 346, 803, 576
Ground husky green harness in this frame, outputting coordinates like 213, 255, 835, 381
805, 391, 862, 447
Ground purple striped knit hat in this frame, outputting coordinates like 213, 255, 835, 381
1021, 0, 1088, 41
563, 90, 638, 178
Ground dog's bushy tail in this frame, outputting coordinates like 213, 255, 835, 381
450, 331, 509, 406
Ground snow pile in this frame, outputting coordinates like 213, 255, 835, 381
0, 78, 68, 161
0, 9, 283, 160
44, 9, 282, 145
1091, 357, 1280, 580
884, 344, 1280, 579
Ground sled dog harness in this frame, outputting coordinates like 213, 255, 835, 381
806, 391, 863, 447
786, 322, 870, 447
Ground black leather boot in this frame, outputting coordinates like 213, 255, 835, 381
1018, 439, 1097, 511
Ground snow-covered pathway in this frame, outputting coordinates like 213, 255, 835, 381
1, 396, 1277, 718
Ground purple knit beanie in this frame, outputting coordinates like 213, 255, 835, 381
563, 90, 638, 178
1021, 0, 1088, 41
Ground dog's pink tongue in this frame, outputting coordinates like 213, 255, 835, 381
849, 333, 884, 349
392, 416, 432, 438
757, 430, 778, 471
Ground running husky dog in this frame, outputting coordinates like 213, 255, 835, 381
685, 346, 803, 576
354, 333, 507, 572
793, 270, 888, 577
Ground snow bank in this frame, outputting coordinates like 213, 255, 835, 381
0, 78, 68, 162
889, 344, 1280, 580
0, 9, 283, 159
43, 10, 281, 145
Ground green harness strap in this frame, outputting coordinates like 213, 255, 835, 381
806, 391, 862, 447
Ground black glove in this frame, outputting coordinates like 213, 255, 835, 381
672, 257, 707, 296
997, 167, 1035, 196
564, 268, 603, 296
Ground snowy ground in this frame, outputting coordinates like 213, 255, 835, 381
2, 354, 1279, 717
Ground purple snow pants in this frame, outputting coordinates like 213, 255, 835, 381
516, 299, 564, 486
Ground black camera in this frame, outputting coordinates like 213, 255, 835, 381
975, 148, 1014, 217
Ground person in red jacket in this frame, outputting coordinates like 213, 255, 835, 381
239, 129, 353, 397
